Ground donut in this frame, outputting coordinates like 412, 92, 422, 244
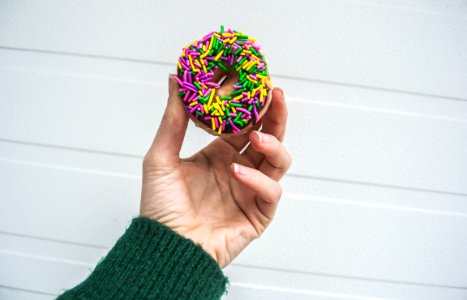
174, 26, 273, 136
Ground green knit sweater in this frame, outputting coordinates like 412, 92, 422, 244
57, 217, 228, 299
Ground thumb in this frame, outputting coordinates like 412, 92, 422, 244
146, 75, 189, 165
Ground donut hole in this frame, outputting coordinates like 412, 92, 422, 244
213, 67, 239, 98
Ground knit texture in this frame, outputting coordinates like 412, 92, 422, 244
57, 217, 228, 300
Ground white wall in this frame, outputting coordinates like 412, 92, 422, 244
1, 1, 467, 299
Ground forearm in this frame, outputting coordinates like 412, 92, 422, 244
57, 217, 228, 300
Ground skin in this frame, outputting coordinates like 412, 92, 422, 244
140, 75, 292, 268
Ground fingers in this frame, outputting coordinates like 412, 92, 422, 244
262, 87, 288, 142
231, 163, 282, 221
249, 131, 292, 181
242, 87, 288, 167
145, 75, 189, 165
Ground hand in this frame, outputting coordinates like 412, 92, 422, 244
140, 75, 291, 268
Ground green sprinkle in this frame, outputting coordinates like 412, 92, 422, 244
193, 82, 202, 90
230, 102, 242, 107
248, 105, 253, 111
231, 88, 245, 96
234, 48, 242, 56
234, 112, 243, 122
238, 57, 247, 66
238, 35, 248, 40
220, 25, 224, 33
255, 101, 260, 108
218, 62, 228, 72
178, 92, 186, 97
220, 96, 232, 100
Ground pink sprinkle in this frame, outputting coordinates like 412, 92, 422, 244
253, 105, 259, 123
183, 91, 191, 102
228, 118, 240, 132
237, 107, 251, 115
214, 117, 219, 128
203, 88, 211, 97
205, 82, 220, 88
173, 75, 183, 85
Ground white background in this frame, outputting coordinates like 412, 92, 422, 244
1, 1, 467, 299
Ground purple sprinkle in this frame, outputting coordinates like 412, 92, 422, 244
228, 118, 240, 132
237, 107, 251, 115
183, 91, 191, 102
205, 82, 220, 88
253, 105, 259, 123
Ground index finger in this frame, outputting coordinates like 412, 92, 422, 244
242, 87, 288, 167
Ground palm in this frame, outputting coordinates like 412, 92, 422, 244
140, 78, 289, 268
141, 139, 264, 267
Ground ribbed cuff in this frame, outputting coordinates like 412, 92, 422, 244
57, 217, 228, 300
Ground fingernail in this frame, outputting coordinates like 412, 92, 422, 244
233, 163, 247, 175
279, 88, 285, 101
253, 131, 263, 143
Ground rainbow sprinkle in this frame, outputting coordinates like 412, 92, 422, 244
176, 26, 272, 135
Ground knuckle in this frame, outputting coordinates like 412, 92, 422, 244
274, 183, 283, 200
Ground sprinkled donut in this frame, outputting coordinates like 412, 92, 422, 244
174, 26, 272, 136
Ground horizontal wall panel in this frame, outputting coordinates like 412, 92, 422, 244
1, 66, 466, 194
0, 287, 53, 300
1, 160, 466, 288
2, 236, 466, 300
1, 140, 467, 214
0, 1, 466, 99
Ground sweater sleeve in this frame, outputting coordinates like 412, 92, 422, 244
57, 217, 228, 300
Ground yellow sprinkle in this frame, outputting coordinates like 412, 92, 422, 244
246, 76, 257, 84
257, 74, 267, 80
208, 35, 214, 51
260, 90, 265, 103
233, 94, 243, 100
208, 89, 215, 106
242, 50, 252, 54
204, 104, 208, 113
177, 61, 182, 70
189, 101, 198, 107
229, 36, 237, 44
211, 118, 215, 130
248, 37, 256, 42
246, 62, 256, 72
214, 50, 224, 61
218, 125, 222, 135
252, 86, 261, 96
189, 55, 196, 71
218, 117, 223, 124
232, 106, 237, 114
213, 103, 224, 116
242, 61, 252, 70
